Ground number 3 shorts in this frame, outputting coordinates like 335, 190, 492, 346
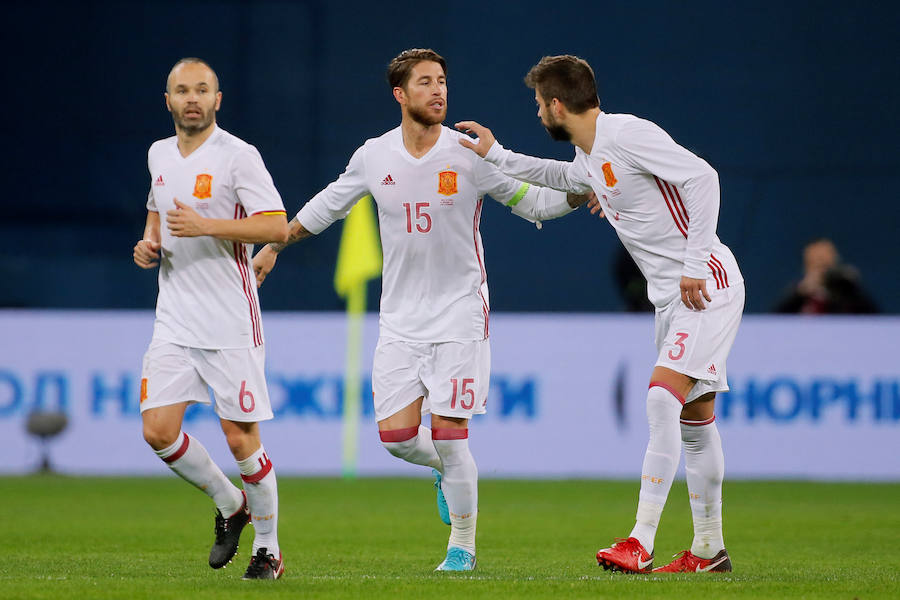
372, 337, 491, 421
654, 282, 745, 403
140, 340, 274, 422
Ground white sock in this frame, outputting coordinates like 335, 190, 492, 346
379, 425, 443, 471
432, 429, 477, 554
629, 385, 683, 554
238, 445, 279, 556
682, 418, 725, 558
155, 432, 243, 516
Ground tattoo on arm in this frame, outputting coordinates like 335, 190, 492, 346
567, 192, 590, 209
268, 217, 311, 253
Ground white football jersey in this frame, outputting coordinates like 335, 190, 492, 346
146, 125, 286, 349
297, 125, 574, 342
485, 112, 743, 308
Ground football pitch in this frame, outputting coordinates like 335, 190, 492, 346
3, 476, 897, 599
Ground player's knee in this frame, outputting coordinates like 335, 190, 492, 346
379, 427, 419, 459
381, 436, 415, 459
646, 386, 683, 424
142, 421, 180, 450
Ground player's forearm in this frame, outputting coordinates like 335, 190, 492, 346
485, 142, 584, 192
143, 211, 161, 242
681, 170, 721, 278
267, 217, 313, 253
508, 186, 579, 222
205, 213, 289, 244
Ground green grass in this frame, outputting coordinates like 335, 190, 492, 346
2, 476, 897, 599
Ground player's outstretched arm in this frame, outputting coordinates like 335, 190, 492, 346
454, 120, 496, 158
166, 199, 289, 244
457, 120, 589, 193
252, 217, 314, 287
133, 211, 161, 269
567, 191, 594, 209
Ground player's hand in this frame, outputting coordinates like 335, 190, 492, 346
253, 245, 278, 287
133, 239, 161, 269
586, 192, 605, 217
454, 121, 496, 158
166, 198, 208, 237
680, 276, 711, 311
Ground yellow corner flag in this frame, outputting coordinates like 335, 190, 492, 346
334, 196, 382, 478
334, 195, 382, 301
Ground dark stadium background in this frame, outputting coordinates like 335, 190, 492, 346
2, 0, 896, 314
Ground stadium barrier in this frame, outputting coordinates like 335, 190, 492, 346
1, 311, 897, 479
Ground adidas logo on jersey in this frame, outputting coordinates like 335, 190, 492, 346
708, 364, 717, 375
154, 175, 165, 186
381, 174, 396, 185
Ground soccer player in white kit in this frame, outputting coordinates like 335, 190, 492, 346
133, 58, 289, 580
457, 54, 744, 574
253, 49, 585, 572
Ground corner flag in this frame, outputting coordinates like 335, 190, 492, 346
334, 195, 382, 478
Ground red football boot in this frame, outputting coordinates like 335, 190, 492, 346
596, 537, 654, 573
653, 549, 732, 573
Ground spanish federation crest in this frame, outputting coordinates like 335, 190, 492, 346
193, 173, 213, 199
601, 162, 617, 187
438, 170, 458, 196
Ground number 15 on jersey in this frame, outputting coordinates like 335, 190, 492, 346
403, 202, 432, 233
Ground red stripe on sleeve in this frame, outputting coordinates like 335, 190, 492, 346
670, 185, 690, 223
655, 177, 688, 238
664, 181, 690, 228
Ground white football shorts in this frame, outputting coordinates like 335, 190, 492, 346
372, 338, 491, 422
654, 282, 745, 403
140, 340, 274, 422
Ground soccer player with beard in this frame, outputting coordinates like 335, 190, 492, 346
253, 48, 585, 571
133, 57, 288, 579
456, 55, 743, 574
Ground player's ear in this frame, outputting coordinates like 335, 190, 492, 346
164, 92, 172, 113
393, 86, 406, 105
551, 97, 565, 118
214, 91, 222, 112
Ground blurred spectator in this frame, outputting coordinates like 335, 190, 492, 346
774, 238, 878, 314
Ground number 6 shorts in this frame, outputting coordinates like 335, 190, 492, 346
654, 282, 745, 403
372, 338, 491, 422
140, 340, 274, 422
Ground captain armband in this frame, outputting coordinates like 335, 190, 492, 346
505, 183, 542, 228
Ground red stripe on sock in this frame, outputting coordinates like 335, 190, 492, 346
379, 426, 419, 443
680, 415, 716, 426
240, 453, 273, 484
648, 381, 687, 405
432, 428, 469, 440
162, 432, 190, 463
